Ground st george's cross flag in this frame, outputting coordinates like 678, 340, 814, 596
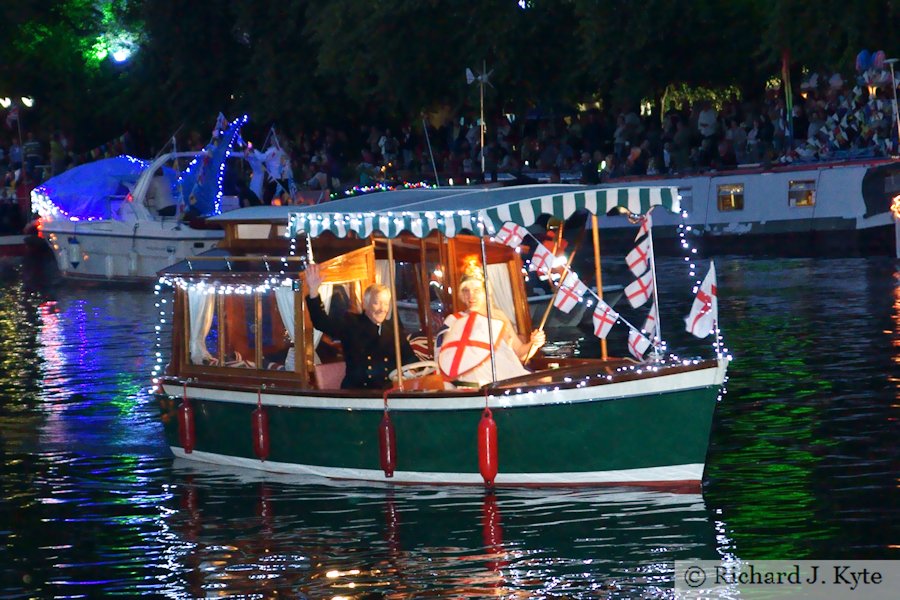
494, 221, 527, 248
592, 300, 619, 339
643, 302, 657, 336
628, 328, 651, 359
529, 242, 554, 275
635, 213, 652, 242
624, 269, 654, 308
685, 262, 718, 338
626, 237, 652, 277
553, 272, 588, 313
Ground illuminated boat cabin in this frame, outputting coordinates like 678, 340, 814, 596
160, 212, 567, 392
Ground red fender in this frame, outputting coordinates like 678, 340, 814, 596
478, 407, 499, 486
252, 390, 270, 461
379, 410, 397, 477
177, 384, 195, 454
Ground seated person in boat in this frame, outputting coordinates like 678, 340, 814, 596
305, 263, 416, 389
437, 263, 545, 387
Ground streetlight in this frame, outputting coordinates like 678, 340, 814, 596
885, 58, 900, 156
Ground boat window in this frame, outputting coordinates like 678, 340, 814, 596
260, 293, 293, 370
717, 184, 744, 211
222, 295, 258, 368
236, 224, 273, 239
677, 187, 693, 213
788, 180, 816, 207
186, 288, 221, 366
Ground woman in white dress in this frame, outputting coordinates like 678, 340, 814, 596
437, 264, 545, 387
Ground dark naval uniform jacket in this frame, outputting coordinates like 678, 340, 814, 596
307, 295, 416, 389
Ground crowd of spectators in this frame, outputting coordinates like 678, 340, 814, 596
1, 69, 898, 216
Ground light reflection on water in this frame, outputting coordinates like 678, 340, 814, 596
0, 256, 897, 598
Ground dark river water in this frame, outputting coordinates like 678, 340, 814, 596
0, 255, 897, 599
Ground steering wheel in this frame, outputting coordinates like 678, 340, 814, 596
389, 360, 439, 381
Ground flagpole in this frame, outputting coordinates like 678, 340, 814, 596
480, 236, 498, 383
422, 117, 441, 186
480, 59, 486, 177
646, 212, 662, 357
591, 214, 608, 360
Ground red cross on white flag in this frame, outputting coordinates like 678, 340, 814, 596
553, 272, 588, 313
495, 221, 527, 248
626, 237, 652, 277
529, 243, 554, 275
628, 328, 651, 359
592, 300, 619, 339
634, 213, 652, 242
624, 270, 654, 308
643, 302, 657, 336
685, 262, 718, 338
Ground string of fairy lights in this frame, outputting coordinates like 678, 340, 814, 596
150, 197, 731, 394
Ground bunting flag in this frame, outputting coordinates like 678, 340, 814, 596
212, 112, 228, 138
553, 272, 588, 313
643, 303, 657, 336
592, 300, 619, 339
628, 329, 651, 359
626, 237, 652, 277
495, 221, 527, 247
529, 243, 554, 275
624, 270, 654, 308
635, 213, 652, 242
685, 262, 718, 338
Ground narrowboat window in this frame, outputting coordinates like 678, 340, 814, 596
717, 184, 744, 211
788, 180, 816, 207
677, 187, 693, 213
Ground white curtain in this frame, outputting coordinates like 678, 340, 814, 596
486, 263, 517, 333
188, 288, 216, 364
311, 283, 333, 364
274, 286, 295, 370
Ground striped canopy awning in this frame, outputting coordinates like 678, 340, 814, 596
287, 184, 679, 240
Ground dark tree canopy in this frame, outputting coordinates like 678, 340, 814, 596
0, 0, 896, 151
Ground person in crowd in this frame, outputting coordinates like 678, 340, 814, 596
305, 263, 416, 390
437, 262, 545, 387
235, 178, 261, 208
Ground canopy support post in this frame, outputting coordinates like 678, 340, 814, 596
386, 238, 405, 389
480, 236, 498, 383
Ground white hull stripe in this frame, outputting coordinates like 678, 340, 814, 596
163, 359, 727, 411
171, 448, 704, 485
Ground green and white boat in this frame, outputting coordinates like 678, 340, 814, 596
154, 184, 729, 488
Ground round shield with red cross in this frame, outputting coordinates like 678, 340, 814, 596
438, 312, 503, 379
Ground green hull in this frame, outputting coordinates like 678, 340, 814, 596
158, 359, 726, 487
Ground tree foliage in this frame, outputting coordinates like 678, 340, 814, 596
0, 0, 897, 152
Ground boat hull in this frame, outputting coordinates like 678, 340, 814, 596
595, 159, 900, 257
158, 358, 726, 487
42, 222, 222, 282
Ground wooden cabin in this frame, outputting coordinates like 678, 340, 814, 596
161, 209, 534, 391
